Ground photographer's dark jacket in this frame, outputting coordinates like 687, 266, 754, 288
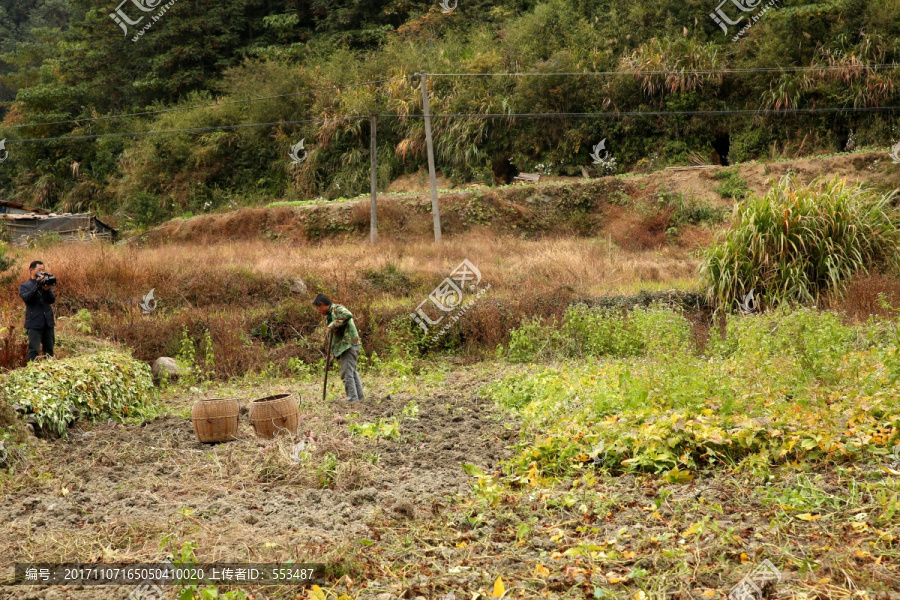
19, 279, 56, 329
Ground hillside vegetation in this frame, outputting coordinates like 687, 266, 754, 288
0, 0, 898, 226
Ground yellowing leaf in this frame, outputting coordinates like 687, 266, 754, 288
702, 590, 717, 598
308, 585, 327, 600
663, 467, 695, 484
795, 513, 820, 521
456, 541, 468, 548
739, 553, 750, 563
623, 551, 637, 559
527, 462, 538, 485
634, 592, 647, 600
534, 564, 550, 577
682, 521, 704, 536
492, 576, 505, 597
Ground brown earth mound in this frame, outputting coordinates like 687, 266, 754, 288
143, 151, 900, 246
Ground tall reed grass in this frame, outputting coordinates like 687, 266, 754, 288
701, 175, 900, 311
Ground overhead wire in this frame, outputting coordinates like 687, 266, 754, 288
4, 105, 900, 145
426, 64, 899, 77
3, 63, 896, 132
1, 75, 409, 131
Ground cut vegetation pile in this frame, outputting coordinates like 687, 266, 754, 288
0, 350, 155, 437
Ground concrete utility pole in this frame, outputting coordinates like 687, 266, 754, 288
419, 72, 442, 243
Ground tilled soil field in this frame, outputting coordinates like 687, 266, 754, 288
0, 368, 519, 599
4, 366, 900, 600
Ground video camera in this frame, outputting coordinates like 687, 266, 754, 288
36, 272, 57, 287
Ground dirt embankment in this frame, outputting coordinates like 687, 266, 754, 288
145, 151, 900, 246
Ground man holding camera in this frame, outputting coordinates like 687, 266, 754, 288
20, 260, 56, 363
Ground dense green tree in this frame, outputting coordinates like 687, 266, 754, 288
0, 0, 75, 115
0, 0, 897, 221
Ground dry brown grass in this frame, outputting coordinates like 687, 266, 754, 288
825, 271, 900, 321
5, 233, 699, 302
0, 234, 700, 376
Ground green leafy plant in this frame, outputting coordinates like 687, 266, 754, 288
176, 326, 197, 383
203, 329, 215, 378
178, 586, 246, 600
713, 168, 750, 199
462, 463, 504, 507
25, 232, 63, 249
507, 304, 692, 363
401, 400, 419, 420
288, 356, 320, 382
72, 309, 93, 334
364, 263, 412, 295
348, 418, 400, 440
487, 306, 900, 479
659, 190, 727, 226
315, 452, 338, 488
0, 350, 156, 436
163, 541, 247, 600
177, 327, 196, 364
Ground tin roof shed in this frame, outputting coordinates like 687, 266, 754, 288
0, 202, 118, 245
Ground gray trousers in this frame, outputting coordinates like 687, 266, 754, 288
338, 345, 365, 401
27, 327, 54, 363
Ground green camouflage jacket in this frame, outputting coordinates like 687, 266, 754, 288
327, 303, 361, 358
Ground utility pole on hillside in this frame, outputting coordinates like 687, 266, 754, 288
370, 114, 378, 245
419, 72, 442, 243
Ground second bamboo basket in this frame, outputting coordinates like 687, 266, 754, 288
248, 393, 299, 439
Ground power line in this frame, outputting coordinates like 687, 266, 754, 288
427, 64, 899, 77
424, 106, 900, 118
5, 116, 354, 144
5, 105, 899, 146
1, 75, 408, 132
3, 64, 895, 133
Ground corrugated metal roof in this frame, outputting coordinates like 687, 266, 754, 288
0, 201, 51, 215
0, 212, 118, 245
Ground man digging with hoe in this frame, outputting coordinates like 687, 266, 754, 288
313, 294, 365, 403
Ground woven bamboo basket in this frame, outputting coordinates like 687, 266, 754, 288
191, 398, 240, 443
248, 393, 299, 439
